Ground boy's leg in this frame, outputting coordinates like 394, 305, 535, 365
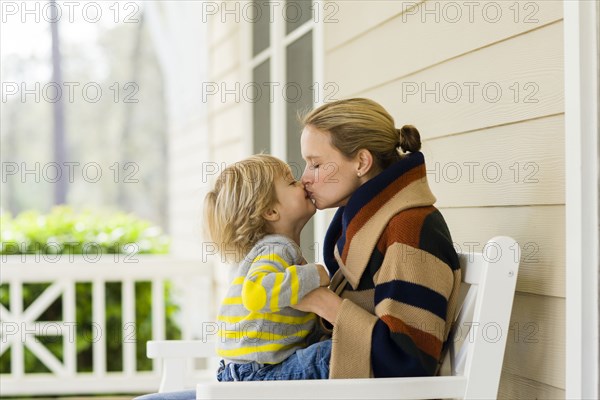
247, 339, 332, 381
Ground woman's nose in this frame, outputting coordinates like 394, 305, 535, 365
301, 166, 311, 185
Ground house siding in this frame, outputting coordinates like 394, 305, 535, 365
322, 0, 565, 396
203, 14, 250, 303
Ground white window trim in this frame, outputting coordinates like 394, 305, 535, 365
242, 1, 324, 160
564, 1, 599, 399
312, 0, 328, 262
242, 1, 328, 261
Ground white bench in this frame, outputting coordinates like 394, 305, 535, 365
148, 236, 520, 399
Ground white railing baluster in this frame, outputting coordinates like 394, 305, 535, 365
25, 337, 65, 375
10, 279, 23, 378
122, 279, 136, 375
151, 278, 166, 373
92, 279, 106, 376
21, 282, 64, 323
63, 281, 76, 375
0, 257, 211, 396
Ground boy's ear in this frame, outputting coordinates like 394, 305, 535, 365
263, 207, 280, 222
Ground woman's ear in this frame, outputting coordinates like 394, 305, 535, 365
263, 207, 280, 222
356, 149, 374, 176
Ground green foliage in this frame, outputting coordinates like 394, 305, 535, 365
0, 207, 180, 374
0, 206, 170, 255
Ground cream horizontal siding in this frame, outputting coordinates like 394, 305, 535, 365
444, 205, 565, 298
355, 21, 564, 139
209, 32, 243, 83
505, 293, 565, 387
500, 371, 565, 399
325, 0, 562, 97
205, 13, 250, 303
426, 115, 564, 207
323, 0, 565, 397
324, 0, 410, 51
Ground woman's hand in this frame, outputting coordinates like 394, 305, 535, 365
316, 264, 330, 286
292, 287, 343, 325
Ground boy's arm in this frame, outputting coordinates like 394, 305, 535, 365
241, 244, 328, 313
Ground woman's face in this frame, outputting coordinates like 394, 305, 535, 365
300, 125, 362, 209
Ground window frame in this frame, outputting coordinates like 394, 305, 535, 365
243, 0, 327, 262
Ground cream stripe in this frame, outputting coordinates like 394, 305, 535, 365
330, 299, 378, 378
344, 179, 436, 288
253, 254, 290, 269
375, 298, 446, 342
375, 243, 455, 299
217, 312, 315, 325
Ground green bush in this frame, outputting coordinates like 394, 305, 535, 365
0, 206, 170, 255
0, 207, 180, 374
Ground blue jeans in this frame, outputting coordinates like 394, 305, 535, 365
134, 339, 332, 400
218, 339, 331, 381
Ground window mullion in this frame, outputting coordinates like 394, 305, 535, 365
270, 2, 286, 160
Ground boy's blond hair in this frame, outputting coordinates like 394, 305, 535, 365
204, 154, 291, 263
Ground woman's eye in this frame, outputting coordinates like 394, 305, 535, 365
312, 164, 320, 169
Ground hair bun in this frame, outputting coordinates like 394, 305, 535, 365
397, 125, 421, 153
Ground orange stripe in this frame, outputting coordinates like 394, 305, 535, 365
376, 206, 435, 254
380, 314, 443, 360
342, 164, 426, 263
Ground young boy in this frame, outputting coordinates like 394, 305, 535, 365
204, 154, 331, 381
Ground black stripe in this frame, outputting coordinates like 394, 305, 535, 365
371, 320, 438, 377
419, 210, 461, 271
375, 280, 447, 320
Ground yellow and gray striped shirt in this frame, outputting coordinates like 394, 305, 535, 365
216, 234, 320, 364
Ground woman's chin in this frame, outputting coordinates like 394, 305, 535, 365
314, 202, 328, 210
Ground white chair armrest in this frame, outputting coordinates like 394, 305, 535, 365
148, 340, 217, 393
196, 376, 467, 400
147, 340, 217, 359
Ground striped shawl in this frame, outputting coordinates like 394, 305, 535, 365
323, 152, 461, 378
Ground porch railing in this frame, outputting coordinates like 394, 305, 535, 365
0, 255, 213, 396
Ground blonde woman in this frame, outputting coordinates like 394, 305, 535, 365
293, 98, 462, 379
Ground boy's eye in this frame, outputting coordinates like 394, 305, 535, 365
311, 164, 320, 169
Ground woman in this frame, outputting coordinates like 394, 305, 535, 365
294, 97, 461, 378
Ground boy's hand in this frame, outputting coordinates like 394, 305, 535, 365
317, 264, 330, 286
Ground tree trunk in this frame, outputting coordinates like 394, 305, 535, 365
50, 0, 67, 205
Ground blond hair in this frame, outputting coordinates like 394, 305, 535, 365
301, 98, 421, 171
204, 154, 290, 263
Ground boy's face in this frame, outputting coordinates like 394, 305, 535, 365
272, 170, 316, 231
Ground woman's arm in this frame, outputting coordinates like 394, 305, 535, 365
291, 287, 342, 324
